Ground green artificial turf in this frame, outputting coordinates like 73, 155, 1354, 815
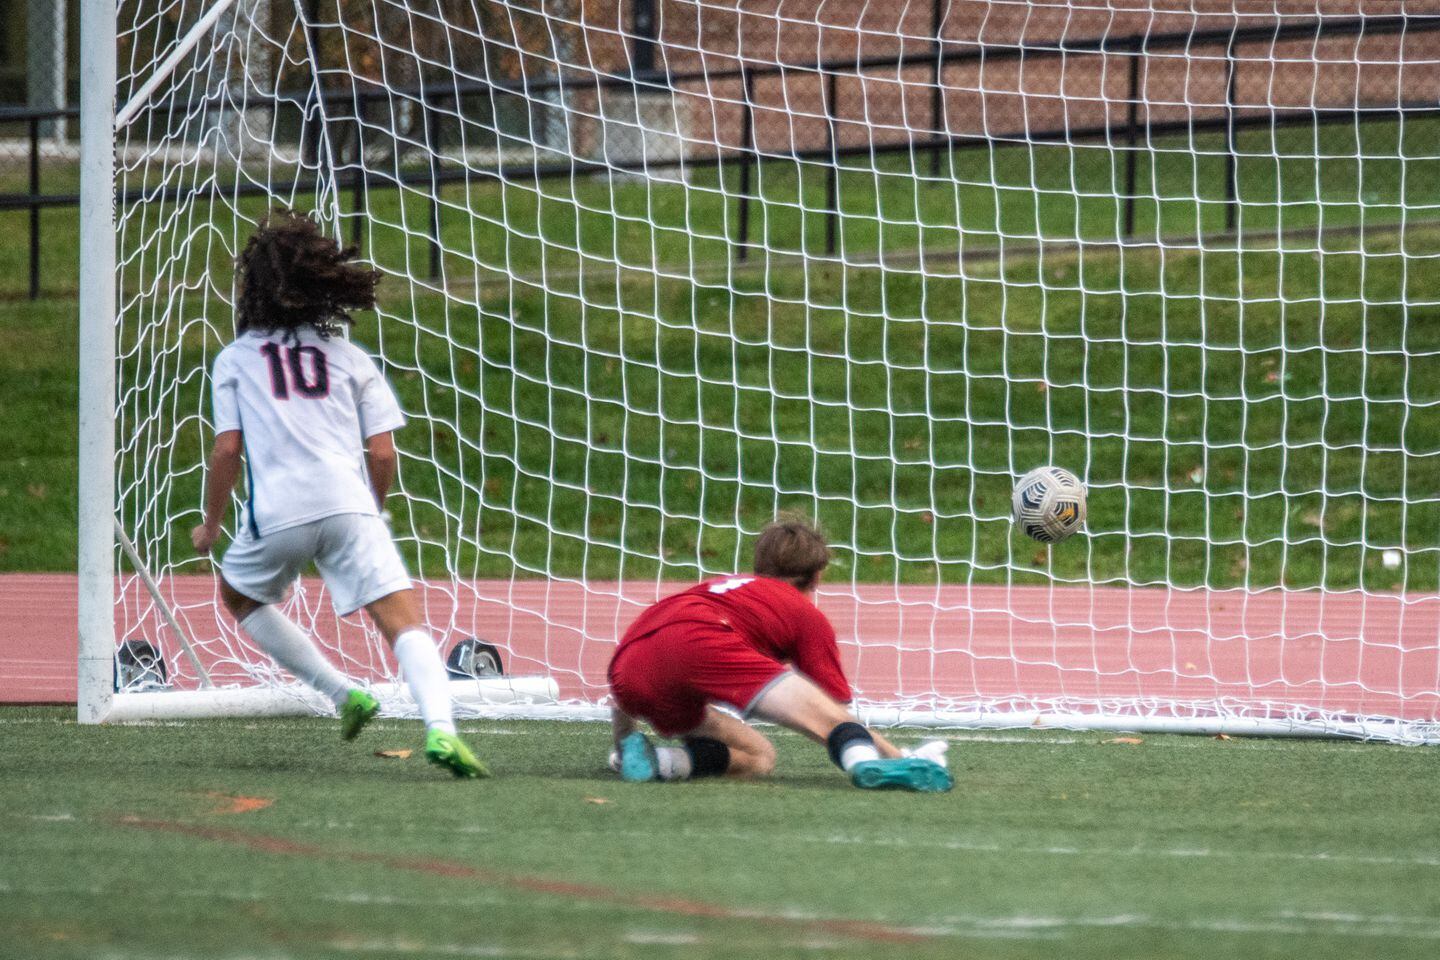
2, 707, 1439, 959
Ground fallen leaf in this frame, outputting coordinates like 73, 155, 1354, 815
375, 749, 412, 759
1102, 737, 1144, 745
201, 792, 273, 815
584, 797, 611, 805
1183, 662, 1198, 671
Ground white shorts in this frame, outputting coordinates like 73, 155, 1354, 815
221, 513, 411, 615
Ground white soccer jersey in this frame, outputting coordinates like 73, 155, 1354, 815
211, 328, 406, 537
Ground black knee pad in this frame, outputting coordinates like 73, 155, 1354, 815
826, 721, 874, 769
684, 737, 731, 777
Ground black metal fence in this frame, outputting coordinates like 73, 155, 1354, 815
2, 12, 1438, 297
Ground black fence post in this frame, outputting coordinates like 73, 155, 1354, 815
28, 115, 40, 300
930, 0, 945, 177
426, 86, 443, 280
824, 70, 839, 257
735, 65, 755, 262
351, 94, 368, 252
1123, 40, 1141, 239
632, 0, 657, 75
1224, 28, 1240, 234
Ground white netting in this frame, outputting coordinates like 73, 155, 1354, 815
110, 0, 1440, 740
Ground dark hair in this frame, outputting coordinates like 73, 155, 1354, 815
235, 210, 379, 339
753, 517, 830, 592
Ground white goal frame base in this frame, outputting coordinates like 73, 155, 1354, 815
97, 694, 1419, 745
100, 677, 559, 722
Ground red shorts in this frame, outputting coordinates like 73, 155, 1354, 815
607, 623, 789, 737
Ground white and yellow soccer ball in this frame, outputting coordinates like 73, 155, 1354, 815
1012, 466, 1086, 543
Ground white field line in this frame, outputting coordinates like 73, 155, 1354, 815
21, 808, 1440, 875
254, 816, 1440, 873
0, 880, 894, 951
0, 880, 506, 912
621, 931, 702, 945
8, 880, 1440, 944
92, 946, 584, 960
321, 939, 585, 959
95, 952, 292, 960
790, 830, 1440, 871
909, 912, 1440, 941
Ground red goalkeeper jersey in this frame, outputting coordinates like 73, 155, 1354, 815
618, 575, 852, 704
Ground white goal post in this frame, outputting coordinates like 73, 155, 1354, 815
81, 1, 1440, 742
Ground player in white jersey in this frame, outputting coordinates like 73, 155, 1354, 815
189, 211, 485, 777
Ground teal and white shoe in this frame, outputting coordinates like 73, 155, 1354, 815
850, 757, 953, 793
618, 731, 659, 782
338, 689, 380, 741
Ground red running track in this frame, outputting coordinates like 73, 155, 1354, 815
3, 574, 1438, 722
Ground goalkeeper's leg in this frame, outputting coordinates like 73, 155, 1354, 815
750, 673, 952, 793
613, 707, 776, 782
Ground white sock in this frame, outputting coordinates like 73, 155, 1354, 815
655, 746, 693, 781
239, 605, 351, 708
393, 628, 455, 734
840, 741, 880, 772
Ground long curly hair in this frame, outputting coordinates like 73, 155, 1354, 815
234, 211, 379, 339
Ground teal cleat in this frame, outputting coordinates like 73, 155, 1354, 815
618, 731, 659, 782
425, 728, 490, 779
850, 757, 953, 793
339, 689, 380, 741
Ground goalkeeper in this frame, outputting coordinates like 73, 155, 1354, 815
607, 519, 952, 792
188, 211, 485, 778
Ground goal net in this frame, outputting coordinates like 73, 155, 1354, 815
84, 0, 1440, 741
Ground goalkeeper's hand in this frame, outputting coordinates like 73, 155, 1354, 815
901, 739, 949, 766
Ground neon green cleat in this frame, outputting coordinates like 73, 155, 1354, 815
339, 689, 380, 741
425, 728, 490, 779
850, 757, 953, 793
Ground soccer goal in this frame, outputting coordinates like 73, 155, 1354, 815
80, 1, 1440, 741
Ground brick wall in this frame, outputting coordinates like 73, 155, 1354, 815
566, 1, 1438, 161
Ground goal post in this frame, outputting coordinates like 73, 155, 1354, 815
77, 0, 117, 725
82, 1, 1440, 743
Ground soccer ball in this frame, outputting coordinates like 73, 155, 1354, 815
1012, 466, 1086, 543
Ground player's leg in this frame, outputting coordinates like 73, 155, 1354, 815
750, 673, 952, 793
314, 513, 485, 776
219, 527, 373, 734
363, 587, 455, 732
363, 588, 487, 779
